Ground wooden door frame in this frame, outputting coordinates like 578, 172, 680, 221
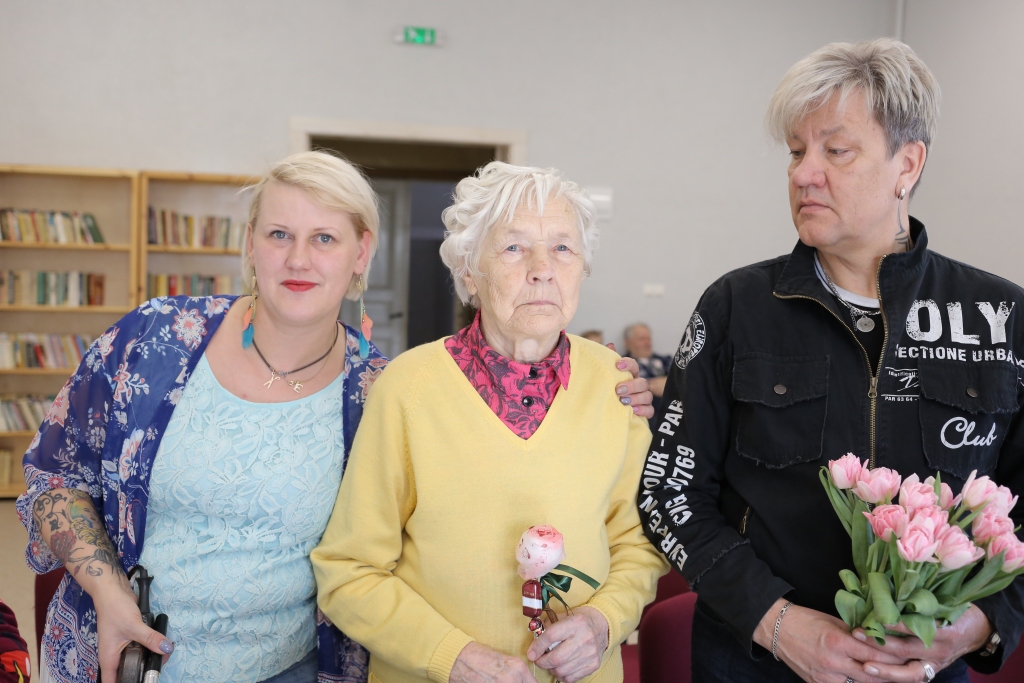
288, 117, 528, 164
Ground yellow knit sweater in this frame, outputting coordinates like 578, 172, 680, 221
312, 336, 666, 683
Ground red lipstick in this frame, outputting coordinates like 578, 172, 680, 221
282, 280, 316, 292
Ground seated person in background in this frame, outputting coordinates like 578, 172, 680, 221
580, 329, 604, 344
0, 599, 31, 683
623, 322, 672, 428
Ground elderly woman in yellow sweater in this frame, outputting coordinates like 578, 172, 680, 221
312, 162, 667, 683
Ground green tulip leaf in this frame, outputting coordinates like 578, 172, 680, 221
906, 588, 939, 617
868, 572, 900, 625
898, 568, 921, 602
852, 499, 871, 581
840, 569, 864, 596
900, 613, 937, 647
835, 590, 866, 629
956, 552, 1005, 603
861, 610, 886, 645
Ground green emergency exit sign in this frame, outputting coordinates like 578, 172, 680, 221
403, 26, 436, 45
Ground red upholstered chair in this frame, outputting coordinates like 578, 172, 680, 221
970, 639, 1024, 682
638, 591, 698, 683
34, 569, 65, 659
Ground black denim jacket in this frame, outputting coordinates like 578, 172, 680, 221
638, 219, 1024, 672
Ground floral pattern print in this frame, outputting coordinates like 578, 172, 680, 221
445, 312, 570, 439
16, 295, 386, 683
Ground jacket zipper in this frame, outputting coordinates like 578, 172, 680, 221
773, 254, 889, 469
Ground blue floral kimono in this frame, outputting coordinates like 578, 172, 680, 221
16, 295, 388, 683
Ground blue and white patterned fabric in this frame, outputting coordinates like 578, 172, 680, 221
17, 295, 388, 683
140, 355, 347, 682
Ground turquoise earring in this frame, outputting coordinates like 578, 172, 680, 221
242, 274, 257, 349
357, 278, 373, 359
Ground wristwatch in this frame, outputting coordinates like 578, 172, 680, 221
979, 630, 1001, 657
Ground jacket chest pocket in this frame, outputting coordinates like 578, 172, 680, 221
918, 359, 1019, 479
732, 354, 830, 468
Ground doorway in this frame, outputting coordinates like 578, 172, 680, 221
302, 123, 527, 357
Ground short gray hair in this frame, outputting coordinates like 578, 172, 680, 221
440, 161, 598, 306
766, 38, 941, 159
623, 323, 649, 341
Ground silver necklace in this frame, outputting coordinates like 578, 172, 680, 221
816, 255, 881, 333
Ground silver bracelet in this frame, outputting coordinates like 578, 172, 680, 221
771, 601, 794, 661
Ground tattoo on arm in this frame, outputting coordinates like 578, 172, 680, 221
33, 489, 123, 580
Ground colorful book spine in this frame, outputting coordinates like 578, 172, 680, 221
0, 209, 104, 244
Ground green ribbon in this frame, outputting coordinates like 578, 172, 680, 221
537, 564, 602, 611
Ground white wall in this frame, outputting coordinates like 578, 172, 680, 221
1, 1, 900, 354
903, 1, 1024, 289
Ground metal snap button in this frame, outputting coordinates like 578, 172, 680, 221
774, 384, 787, 395
522, 396, 534, 407
967, 387, 979, 398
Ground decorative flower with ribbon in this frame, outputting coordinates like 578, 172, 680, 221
517, 525, 601, 637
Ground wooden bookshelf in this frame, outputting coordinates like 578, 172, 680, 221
138, 171, 255, 302
0, 483, 26, 499
0, 165, 138, 465
0, 368, 74, 376
0, 242, 131, 252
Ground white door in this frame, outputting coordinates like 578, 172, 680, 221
340, 179, 410, 360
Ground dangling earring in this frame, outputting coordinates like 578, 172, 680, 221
242, 273, 257, 349
357, 277, 373, 359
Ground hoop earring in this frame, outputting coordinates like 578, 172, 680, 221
357, 277, 373, 359
242, 274, 257, 349
899, 187, 907, 200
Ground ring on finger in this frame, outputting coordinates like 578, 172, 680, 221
846, 678, 855, 683
921, 661, 936, 682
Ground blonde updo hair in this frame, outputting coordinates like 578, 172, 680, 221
242, 151, 380, 300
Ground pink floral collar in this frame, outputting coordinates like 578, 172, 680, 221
445, 313, 570, 439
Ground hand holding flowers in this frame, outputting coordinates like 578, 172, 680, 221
821, 455, 1024, 647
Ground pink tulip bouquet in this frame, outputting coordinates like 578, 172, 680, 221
821, 454, 1024, 646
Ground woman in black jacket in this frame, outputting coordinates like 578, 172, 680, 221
639, 38, 1024, 683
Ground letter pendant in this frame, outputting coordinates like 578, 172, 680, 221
288, 380, 303, 393
264, 371, 280, 389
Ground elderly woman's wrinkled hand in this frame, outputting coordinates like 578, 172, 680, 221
614, 357, 654, 418
450, 642, 539, 683
527, 606, 609, 683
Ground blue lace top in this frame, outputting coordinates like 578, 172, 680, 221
140, 355, 347, 682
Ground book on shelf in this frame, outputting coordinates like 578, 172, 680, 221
0, 448, 12, 486
148, 207, 244, 250
0, 333, 93, 370
0, 270, 105, 306
0, 209, 105, 244
147, 273, 243, 299
0, 394, 53, 433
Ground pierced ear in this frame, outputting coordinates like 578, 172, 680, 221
354, 230, 373, 274
899, 140, 928, 193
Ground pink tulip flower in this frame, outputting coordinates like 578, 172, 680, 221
925, 476, 960, 511
897, 519, 941, 563
935, 525, 984, 570
988, 486, 1019, 518
987, 533, 1024, 572
516, 525, 566, 580
900, 474, 939, 512
909, 505, 949, 529
961, 471, 1001, 512
854, 467, 902, 505
973, 507, 1016, 544
863, 504, 909, 542
829, 454, 868, 490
